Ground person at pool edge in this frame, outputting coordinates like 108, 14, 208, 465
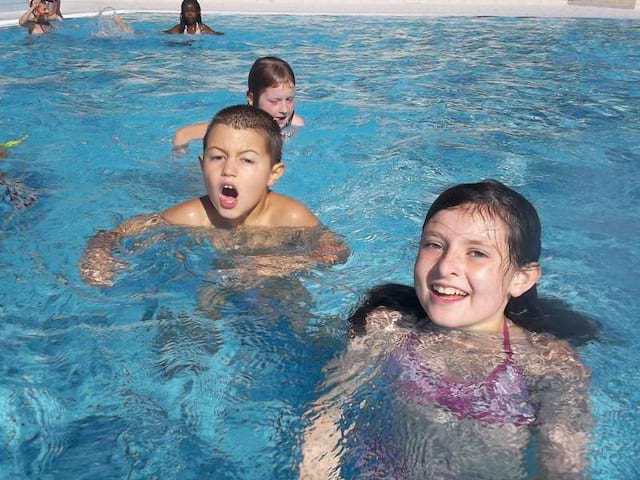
173, 56, 303, 148
80, 105, 348, 286
164, 0, 223, 35
19, 0, 56, 35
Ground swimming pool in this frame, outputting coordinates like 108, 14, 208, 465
1, 13, 639, 479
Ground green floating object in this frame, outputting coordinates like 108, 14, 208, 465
0, 135, 28, 148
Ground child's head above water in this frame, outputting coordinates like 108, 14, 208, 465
423, 180, 541, 269
200, 105, 286, 223
415, 180, 542, 333
202, 104, 283, 165
180, 0, 203, 26
247, 57, 297, 129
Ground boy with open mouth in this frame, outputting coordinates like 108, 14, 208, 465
80, 105, 348, 286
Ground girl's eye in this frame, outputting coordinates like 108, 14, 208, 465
241, 157, 255, 165
422, 240, 442, 250
469, 250, 489, 258
209, 155, 224, 161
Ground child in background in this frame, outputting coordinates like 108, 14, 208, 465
173, 56, 303, 148
23, 0, 62, 20
300, 180, 591, 480
81, 105, 347, 286
46, 0, 62, 19
19, 0, 54, 35
164, 0, 223, 35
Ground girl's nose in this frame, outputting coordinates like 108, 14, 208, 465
435, 248, 462, 277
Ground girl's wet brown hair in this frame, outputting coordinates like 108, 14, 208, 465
247, 57, 296, 105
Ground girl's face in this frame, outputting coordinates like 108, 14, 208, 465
34, 2, 50, 19
182, 4, 198, 24
414, 206, 536, 333
248, 82, 296, 129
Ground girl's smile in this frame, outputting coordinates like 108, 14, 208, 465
414, 206, 520, 333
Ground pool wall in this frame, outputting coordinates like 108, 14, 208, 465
1, 0, 639, 26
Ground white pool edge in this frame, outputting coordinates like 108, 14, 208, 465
1, 0, 639, 27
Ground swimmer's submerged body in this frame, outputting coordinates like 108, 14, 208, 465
0, 136, 37, 210
303, 308, 590, 480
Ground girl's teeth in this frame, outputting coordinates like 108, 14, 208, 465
433, 285, 466, 296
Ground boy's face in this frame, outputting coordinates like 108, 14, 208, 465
200, 124, 284, 225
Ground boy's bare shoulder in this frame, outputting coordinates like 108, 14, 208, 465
267, 192, 319, 227
161, 197, 210, 227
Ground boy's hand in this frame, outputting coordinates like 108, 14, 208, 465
79, 230, 127, 286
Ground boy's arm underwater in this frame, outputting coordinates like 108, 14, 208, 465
80, 196, 349, 286
172, 122, 208, 149
530, 337, 592, 479
79, 214, 167, 286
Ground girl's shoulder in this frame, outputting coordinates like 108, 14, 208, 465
364, 307, 422, 334
292, 113, 304, 127
521, 330, 590, 381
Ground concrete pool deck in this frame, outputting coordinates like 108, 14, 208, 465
1, 0, 639, 26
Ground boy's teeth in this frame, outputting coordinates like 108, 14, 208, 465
222, 185, 238, 198
433, 285, 466, 296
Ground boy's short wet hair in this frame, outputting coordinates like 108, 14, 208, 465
203, 105, 283, 164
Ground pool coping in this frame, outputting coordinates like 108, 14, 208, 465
1, 0, 639, 27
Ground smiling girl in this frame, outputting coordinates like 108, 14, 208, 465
300, 180, 592, 480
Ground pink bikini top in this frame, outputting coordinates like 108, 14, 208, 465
389, 321, 536, 426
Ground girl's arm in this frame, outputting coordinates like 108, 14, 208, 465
173, 122, 208, 148
19, 3, 37, 26
200, 24, 224, 35
300, 309, 405, 479
163, 24, 182, 34
54, 0, 62, 19
531, 338, 592, 479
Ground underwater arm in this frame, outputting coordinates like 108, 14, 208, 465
79, 214, 166, 286
237, 226, 349, 277
534, 339, 592, 479
172, 122, 208, 148
300, 309, 404, 479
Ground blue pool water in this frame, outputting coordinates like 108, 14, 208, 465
1, 13, 639, 479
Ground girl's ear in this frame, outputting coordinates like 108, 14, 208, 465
509, 263, 541, 298
247, 91, 254, 106
268, 163, 285, 187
